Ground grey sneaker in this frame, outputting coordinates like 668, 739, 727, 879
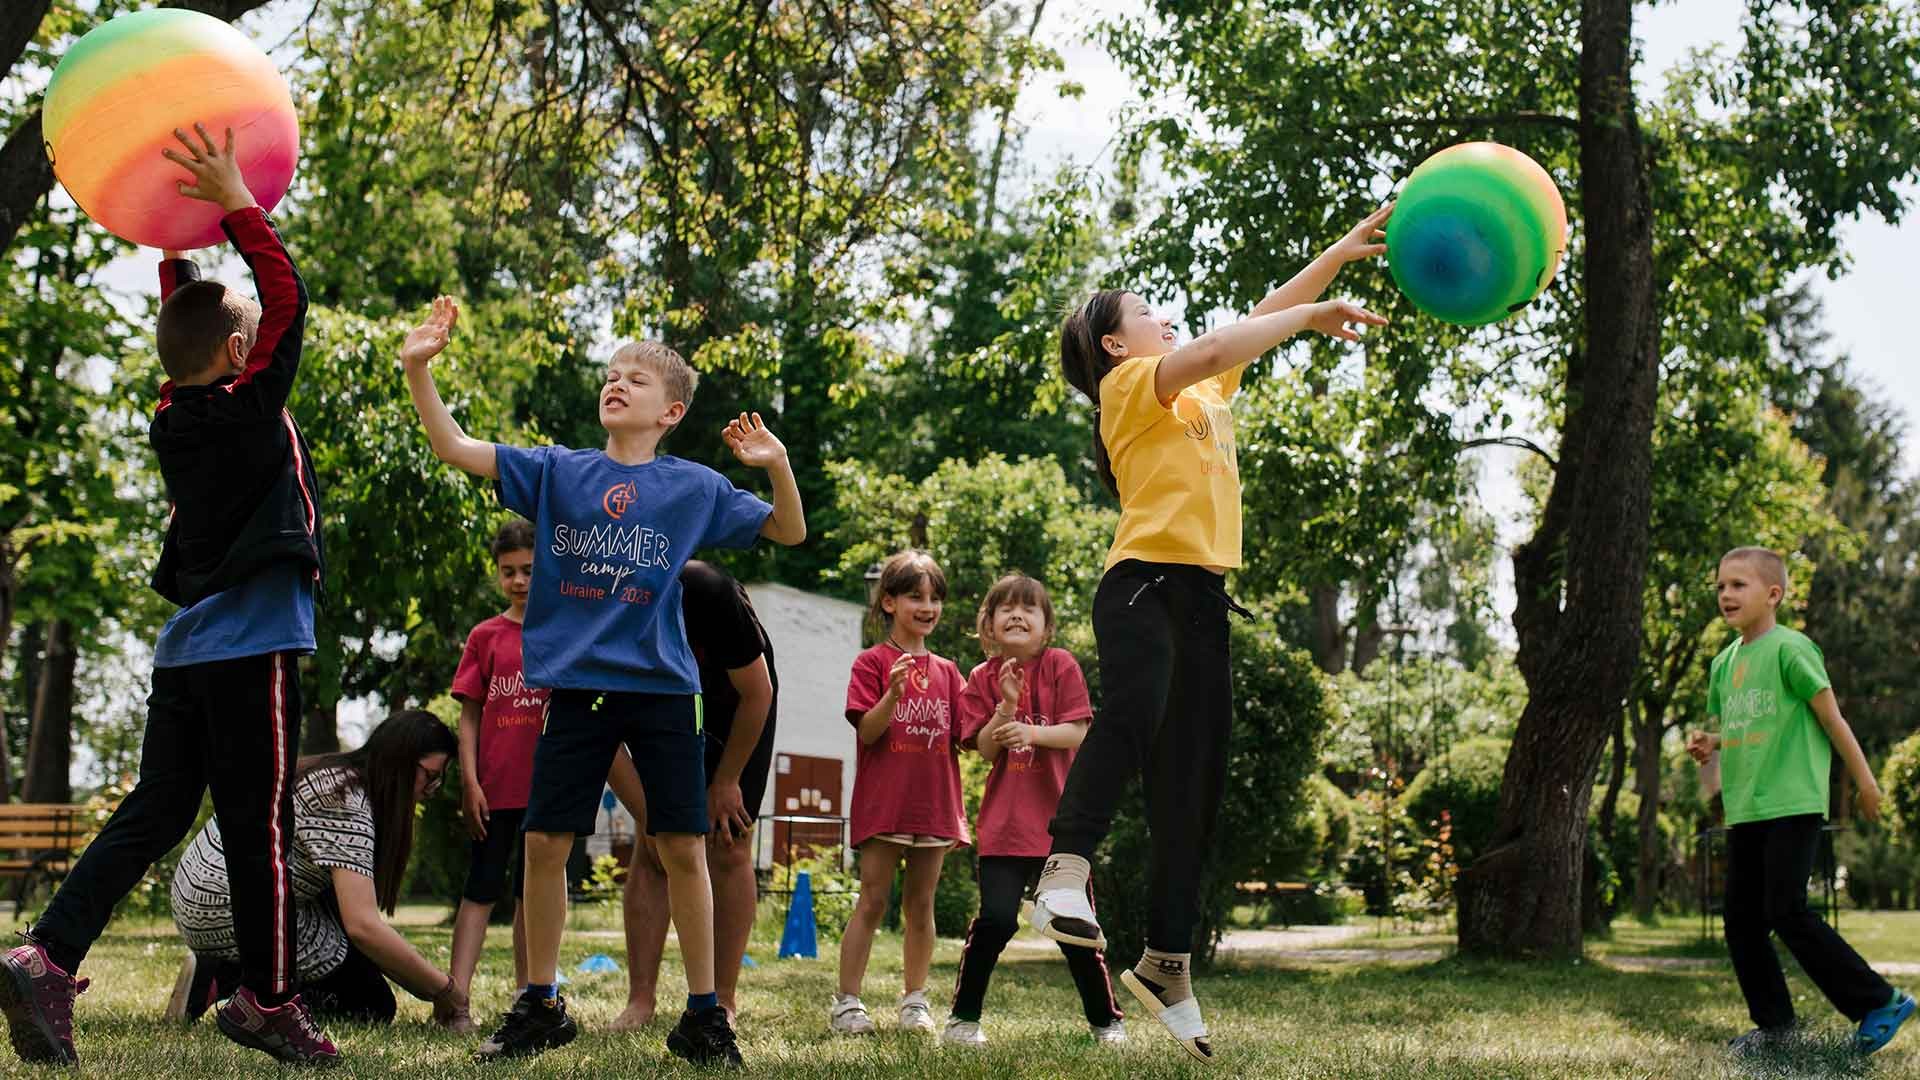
898, 990, 935, 1032
941, 1016, 986, 1046
1093, 1018, 1127, 1044
830, 994, 875, 1036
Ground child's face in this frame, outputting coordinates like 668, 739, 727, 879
600, 358, 685, 435
884, 578, 943, 640
989, 600, 1048, 658
1715, 557, 1781, 632
1102, 292, 1177, 360
496, 548, 533, 607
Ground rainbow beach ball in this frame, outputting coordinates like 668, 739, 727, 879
1386, 142, 1566, 326
43, 9, 298, 250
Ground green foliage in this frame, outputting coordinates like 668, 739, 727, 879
769, 846, 860, 941
1094, 622, 1336, 967
289, 306, 538, 730
1400, 737, 1511, 868
1883, 733, 1920, 844
826, 453, 1115, 659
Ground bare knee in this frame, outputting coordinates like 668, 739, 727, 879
652, 833, 705, 876
524, 831, 574, 871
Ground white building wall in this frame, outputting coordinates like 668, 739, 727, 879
590, 582, 864, 870
745, 581, 864, 815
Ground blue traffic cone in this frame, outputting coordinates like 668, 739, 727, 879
779, 870, 819, 959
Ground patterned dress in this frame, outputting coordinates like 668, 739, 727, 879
171, 766, 377, 983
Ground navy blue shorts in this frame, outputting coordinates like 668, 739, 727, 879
523, 690, 708, 837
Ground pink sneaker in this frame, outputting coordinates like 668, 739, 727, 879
215, 987, 339, 1066
0, 941, 87, 1065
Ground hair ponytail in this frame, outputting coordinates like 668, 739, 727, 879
1059, 289, 1129, 498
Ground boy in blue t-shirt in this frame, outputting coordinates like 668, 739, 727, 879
1687, 547, 1913, 1058
400, 297, 805, 1067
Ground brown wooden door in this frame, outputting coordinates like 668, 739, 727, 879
771, 752, 844, 864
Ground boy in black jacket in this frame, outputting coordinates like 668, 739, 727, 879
0, 125, 336, 1067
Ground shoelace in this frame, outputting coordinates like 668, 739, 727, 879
48, 979, 87, 1038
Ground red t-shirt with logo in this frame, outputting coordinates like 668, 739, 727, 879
843, 643, 970, 848
451, 615, 550, 810
958, 648, 1094, 857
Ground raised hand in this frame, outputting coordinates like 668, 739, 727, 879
1305, 299, 1388, 342
160, 123, 256, 213
1331, 202, 1393, 263
886, 653, 913, 696
997, 660, 1024, 707
401, 296, 460, 366
723, 411, 788, 470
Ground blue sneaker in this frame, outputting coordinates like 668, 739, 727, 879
1856, 991, 1916, 1056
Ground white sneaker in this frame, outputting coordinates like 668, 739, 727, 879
941, 1016, 986, 1046
898, 989, 935, 1032
830, 993, 876, 1036
1092, 1018, 1127, 1044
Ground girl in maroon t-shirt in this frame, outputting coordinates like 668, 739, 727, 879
832, 551, 968, 1038
945, 574, 1122, 1046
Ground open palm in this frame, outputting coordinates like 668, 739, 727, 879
400, 295, 459, 366
723, 412, 786, 468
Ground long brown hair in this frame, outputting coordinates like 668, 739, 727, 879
1059, 289, 1130, 497
297, 710, 457, 913
866, 550, 948, 640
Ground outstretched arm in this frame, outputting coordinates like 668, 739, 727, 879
400, 296, 498, 479
1249, 203, 1393, 318
724, 412, 806, 545
333, 868, 466, 1013
163, 124, 307, 415
1153, 299, 1387, 402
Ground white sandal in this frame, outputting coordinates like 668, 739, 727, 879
1120, 969, 1213, 1063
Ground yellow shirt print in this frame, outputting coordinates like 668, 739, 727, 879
1101, 355, 1245, 570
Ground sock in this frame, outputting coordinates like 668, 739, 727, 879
1135, 948, 1192, 1006
525, 982, 558, 1001
688, 991, 718, 1012
1893, 990, 1906, 1009
1035, 853, 1092, 896
254, 987, 294, 1009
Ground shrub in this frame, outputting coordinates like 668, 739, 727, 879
1092, 621, 1337, 969
1400, 737, 1511, 866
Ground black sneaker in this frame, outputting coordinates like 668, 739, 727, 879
666, 1005, 743, 1068
474, 991, 577, 1062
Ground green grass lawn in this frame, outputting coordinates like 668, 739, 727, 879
8, 905, 1916, 1078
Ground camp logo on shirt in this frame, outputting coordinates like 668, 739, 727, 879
893, 695, 951, 751
1732, 659, 1750, 688
486, 669, 545, 712
549, 522, 675, 604
1171, 395, 1237, 462
602, 480, 639, 518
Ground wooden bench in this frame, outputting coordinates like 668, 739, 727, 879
0, 804, 89, 914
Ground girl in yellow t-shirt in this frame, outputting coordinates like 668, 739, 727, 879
1027, 204, 1391, 1063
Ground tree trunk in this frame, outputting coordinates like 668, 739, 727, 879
1456, 0, 1660, 959
23, 618, 74, 803
301, 701, 339, 755
1631, 697, 1667, 920
1309, 584, 1345, 673
1349, 616, 1387, 674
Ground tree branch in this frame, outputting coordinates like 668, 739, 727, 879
1341, 111, 1580, 135
1461, 435, 1559, 469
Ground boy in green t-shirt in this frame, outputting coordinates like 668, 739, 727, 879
1686, 547, 1913, 1057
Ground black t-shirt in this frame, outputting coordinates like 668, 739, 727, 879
680, 560, 777, 744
